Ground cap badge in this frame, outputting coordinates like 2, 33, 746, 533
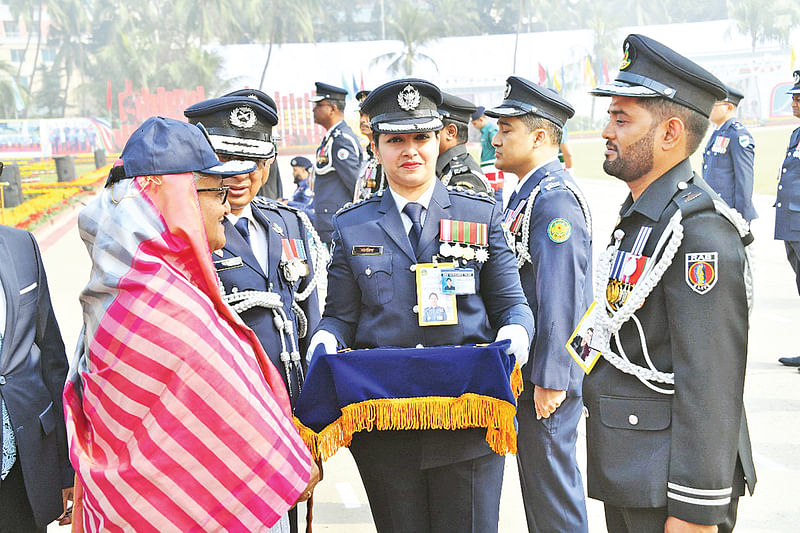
794, 71, 800, 84
397, 84, 421, 111
230, 106, 256, 129
504, 82, 512, 99
619, 42, 632, 70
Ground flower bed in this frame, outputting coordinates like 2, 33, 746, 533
2, 165, 111, 230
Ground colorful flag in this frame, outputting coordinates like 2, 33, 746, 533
65, 173, 312, 531
538, 63, 547, 85
602, 58, 610, 83
792, 45, 796, 70
584, 56, 597, 87
553, 69, 562, 92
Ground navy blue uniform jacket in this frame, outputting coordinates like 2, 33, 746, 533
702, 118, 758, 222
214, 198, 321, 402
317, 179, 533, 467
506, 160, 592, 395
775, 126, 800, 242
313, 121, 363, 242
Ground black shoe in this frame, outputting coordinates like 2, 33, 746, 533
778, 355, 800, 366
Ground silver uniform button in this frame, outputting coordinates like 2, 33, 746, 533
677, 181, 688, 190
628, 414, 639, 426
778, 203, 782, 208
412, 305, 419, 313
365, 267, 372, 276
779, 185, 783, 190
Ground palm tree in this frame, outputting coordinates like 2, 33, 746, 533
371, 4, 438, 76
46, 0, 92, 115
728, 0, 800, 51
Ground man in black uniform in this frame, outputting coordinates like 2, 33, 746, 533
702, 86, 758, 223
436, 92, 492, 194
586, 34, 756, 532
310, 82, 363, 244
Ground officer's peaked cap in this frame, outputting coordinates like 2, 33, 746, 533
722, 86, 744, 106
184, 92, 279, 159
788, 70, 800, 95
439, 92, 478, 125
590, 34, 726, 118
360, 79, 443, 134
486, 76, 574, 127
310, 82, 348, 103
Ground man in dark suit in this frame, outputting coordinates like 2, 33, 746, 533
307, 79, 533, 533
0, 223, 73, 532
310, 82, 363, 244
702, 86, 758, 223
488, 76, 592, 533
586, 34, 755, 532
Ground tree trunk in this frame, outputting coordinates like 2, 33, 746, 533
512, 0, 522, 74
26, 2, 43, 118
62, 66, 71, 117
258, 23, 277, 90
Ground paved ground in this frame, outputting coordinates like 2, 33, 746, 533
42, 168, 798, 532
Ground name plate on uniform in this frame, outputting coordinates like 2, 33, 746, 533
352, 245, 383, 256
214, 256, 244, 271
415, 263, 458, 326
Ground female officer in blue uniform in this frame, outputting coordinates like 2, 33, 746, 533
307, 79, 533, 533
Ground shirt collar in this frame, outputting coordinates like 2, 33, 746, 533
227, 202, 254, 225
516, 157, 560, 193
619, 158, 694, 221
436, 144, 468, 175
390, 179, 437, 215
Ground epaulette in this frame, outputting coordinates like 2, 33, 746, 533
336, 193, 381, 215
732, 121, 744, 130
446, 185, 496, 203
449, 159, 470, 175
541, 180, 565, 192
252, 195, 299, 214
671, 181, 714, 218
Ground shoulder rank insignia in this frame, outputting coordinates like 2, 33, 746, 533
547, 217, 572, 243
685, 252, 717, 294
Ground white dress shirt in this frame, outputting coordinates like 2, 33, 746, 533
227, 204, 269, 274
389, 179, 437, 235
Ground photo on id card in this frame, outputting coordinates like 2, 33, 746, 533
416, 263, 458, 326
566, 300, 603, 374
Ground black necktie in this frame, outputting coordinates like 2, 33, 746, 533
234, 217, 251, 246
403, 202, 424, 253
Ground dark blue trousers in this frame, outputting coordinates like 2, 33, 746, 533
516, 389, 588, 533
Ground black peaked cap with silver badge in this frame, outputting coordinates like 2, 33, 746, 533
590, 34, 726, 118
788, 70, 800, 94
360, 79, 443, 134
184, 92, 279, 159
722, 85, 744, 106
486, 76, 574, 127
310, 82, 348, 103
439, 92, 478, 125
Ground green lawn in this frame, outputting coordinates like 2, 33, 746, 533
568, 123, 798, 196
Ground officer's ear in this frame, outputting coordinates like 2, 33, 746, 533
445, 123, 458, 141
658, 116, 685, 154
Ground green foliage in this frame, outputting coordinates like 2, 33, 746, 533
727, 0, 800, 51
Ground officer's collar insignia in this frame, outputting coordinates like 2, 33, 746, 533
685, 252, 717, 294
794, 71, 800, 84
619, 42, 632, 70
397, 84, 421, 111
230, 106, 256, 129
504, 82, 512, 99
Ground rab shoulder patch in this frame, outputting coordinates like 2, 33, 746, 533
547, 217, 572, 243
685, 252, 717, 294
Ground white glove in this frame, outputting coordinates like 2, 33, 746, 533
495, 324, 530, 367
306, 330, 338, 363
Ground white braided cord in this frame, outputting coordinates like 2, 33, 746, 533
294, 210, 328, 302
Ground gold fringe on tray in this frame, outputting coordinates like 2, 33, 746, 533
293, 364, 525, 462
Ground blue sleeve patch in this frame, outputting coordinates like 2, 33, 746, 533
547, 217, 572, 243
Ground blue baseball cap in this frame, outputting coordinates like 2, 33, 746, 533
107, 117, 255, 186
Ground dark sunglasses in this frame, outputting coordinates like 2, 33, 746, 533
196, 186, 230, 204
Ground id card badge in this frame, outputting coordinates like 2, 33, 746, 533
565, 300, 603, 374
415, 263, 458, 326
439, 268, 476, 295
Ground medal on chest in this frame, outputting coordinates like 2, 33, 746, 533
317, 136, 333, 166
280, 238, 309, 283
606, 226, 652, 310
438, 219, 489, 264
711, 135, 729, 154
